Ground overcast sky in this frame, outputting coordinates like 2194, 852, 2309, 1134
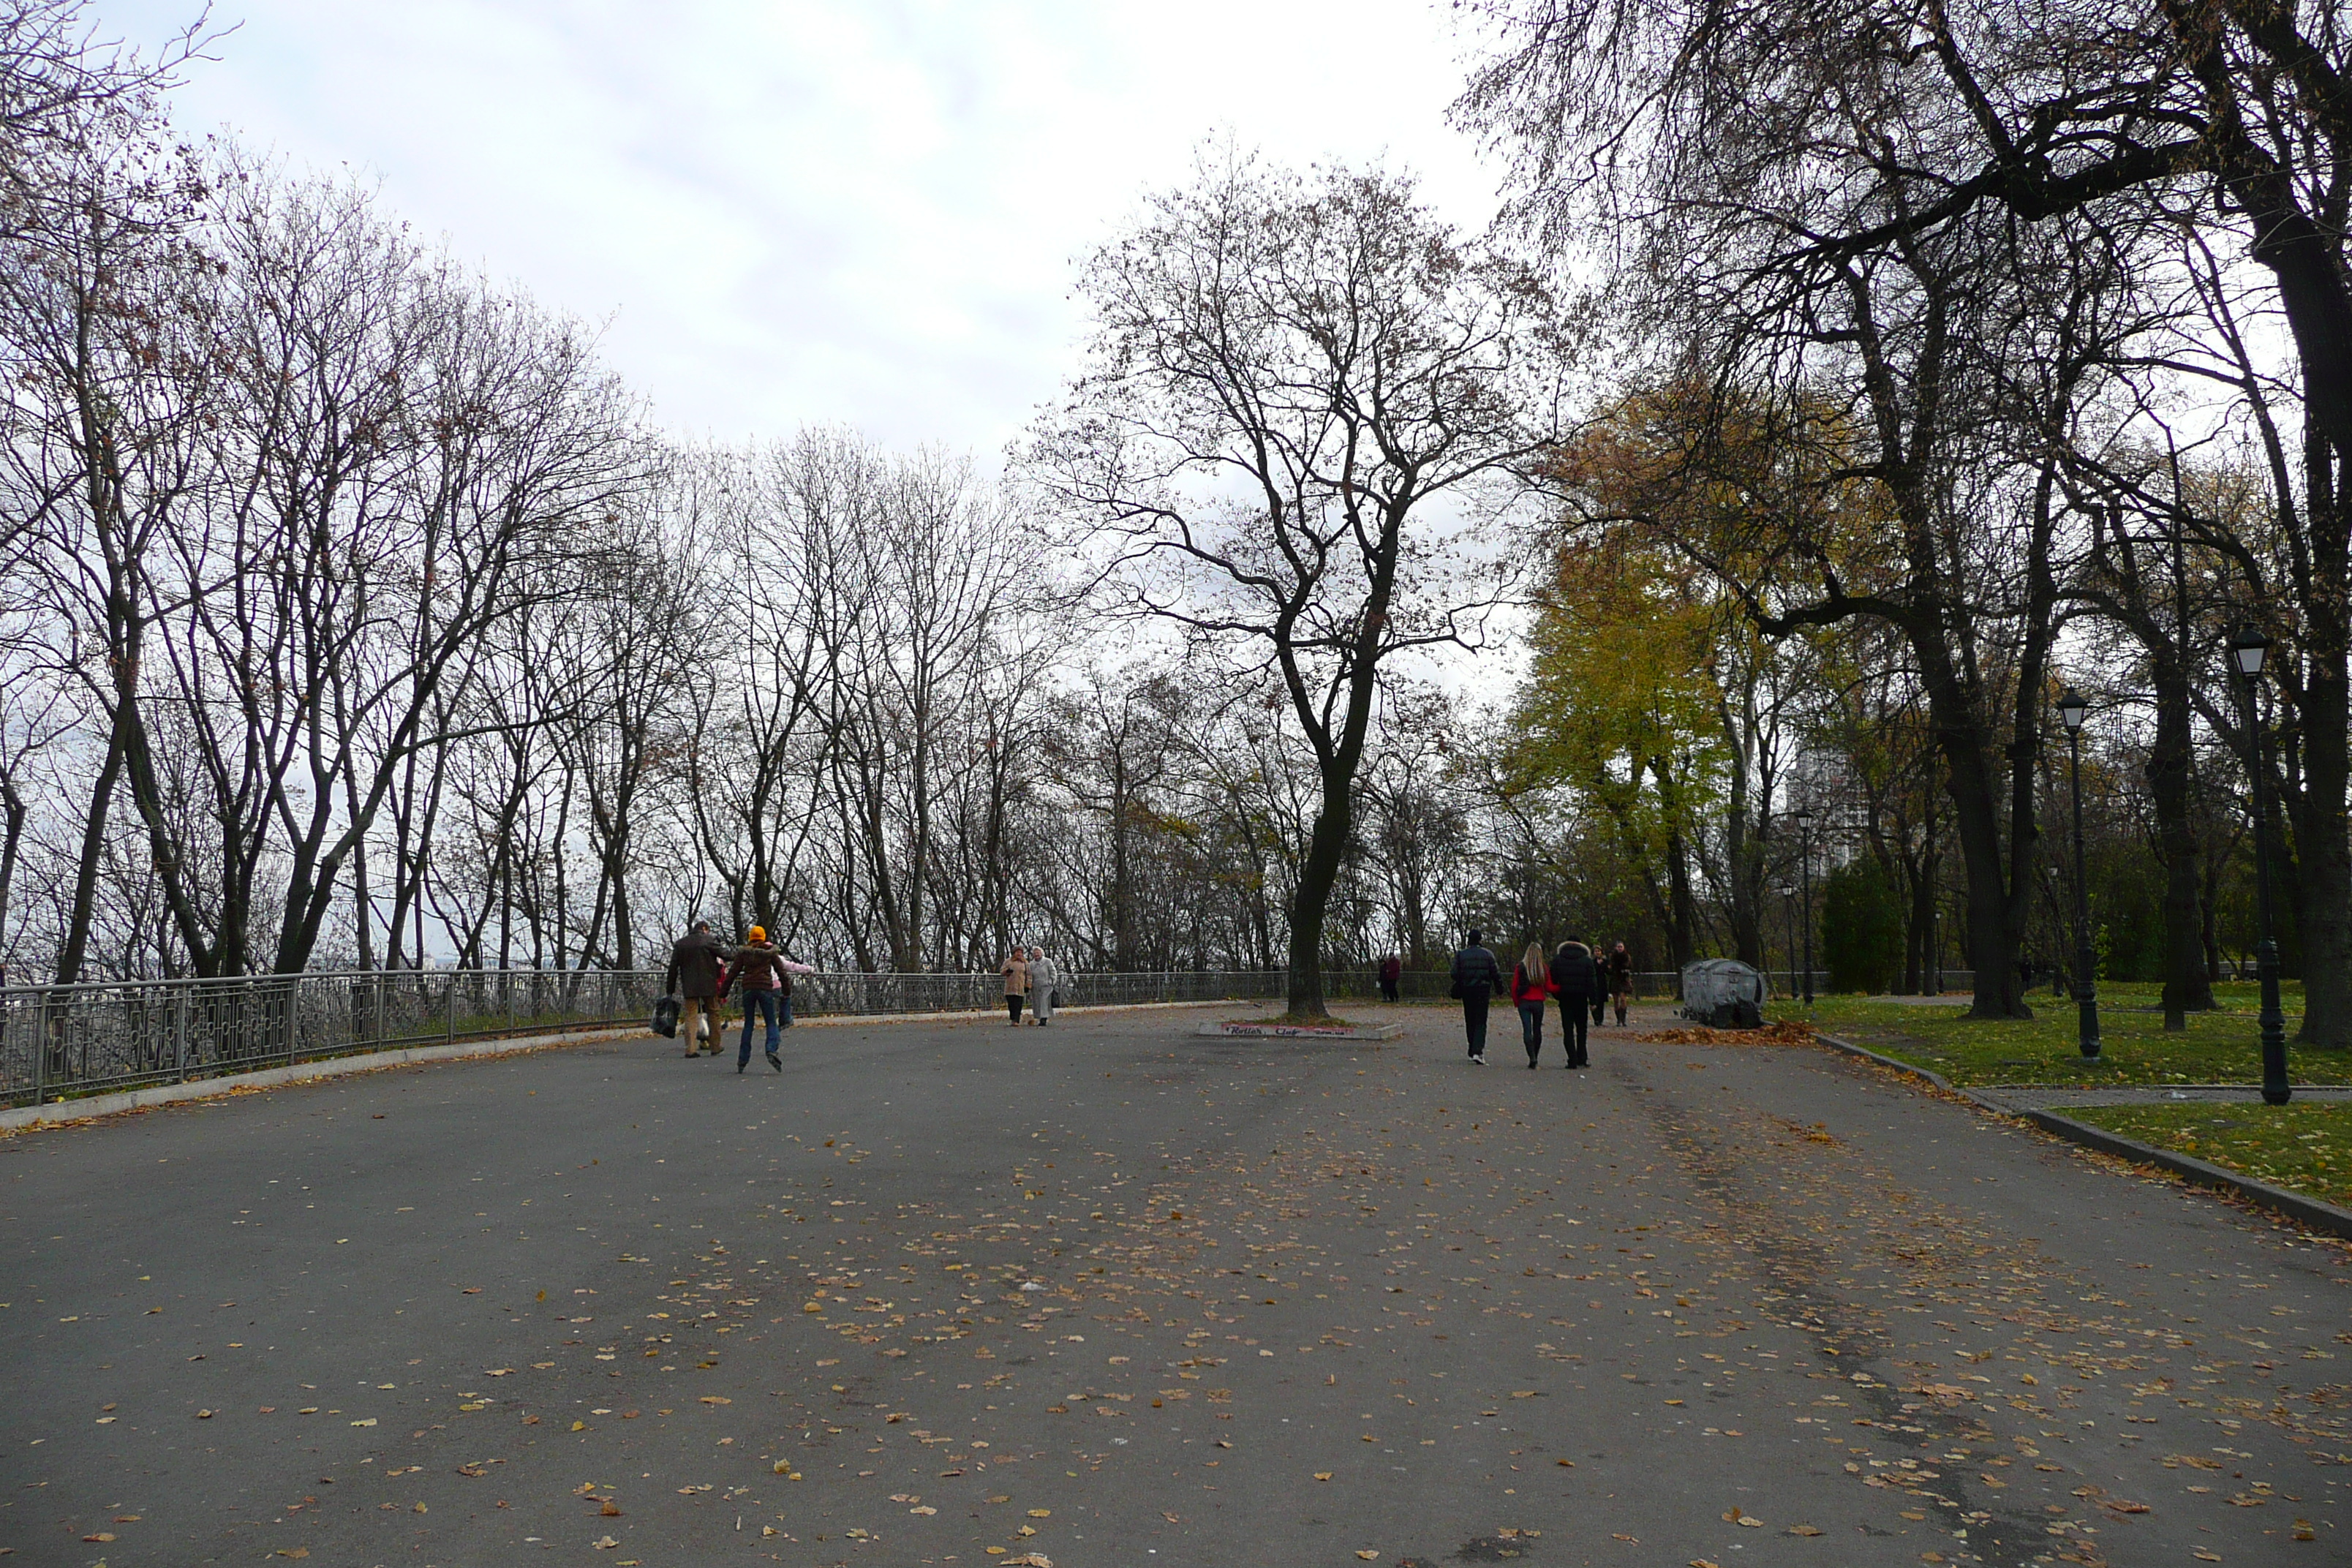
108, 1, 1511, 457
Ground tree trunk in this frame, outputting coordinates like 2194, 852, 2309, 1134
56, 721, 127, 986
1285, 770, 1353, 1017
1940, 731, 2030, 1019
2146, 655, 2215, 1028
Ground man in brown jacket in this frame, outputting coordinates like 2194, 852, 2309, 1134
665, 920, 726, 1058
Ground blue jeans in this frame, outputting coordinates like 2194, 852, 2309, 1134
737, 990, 781, 1066
1518, 1001, 1545, 1057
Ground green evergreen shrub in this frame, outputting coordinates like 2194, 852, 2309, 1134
1821, 857, 1904, 993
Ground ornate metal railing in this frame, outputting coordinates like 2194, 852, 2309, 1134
0, 967, 1291, 1107
1, 968, 671, 1108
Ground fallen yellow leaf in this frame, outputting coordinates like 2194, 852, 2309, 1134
1313, 1471, 1335, 1481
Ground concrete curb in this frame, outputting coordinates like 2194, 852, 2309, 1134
1811, 1030, 2352, 1242
0, 997, 1253, 1134
0, 1023, 642, 1133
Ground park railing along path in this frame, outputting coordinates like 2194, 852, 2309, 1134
0, 968, 1289, 1108
4, 962, 1926, 1109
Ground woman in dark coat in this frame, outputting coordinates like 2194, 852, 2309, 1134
1607, 941, 1634, 1026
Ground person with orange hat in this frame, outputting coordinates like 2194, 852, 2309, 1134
725, 924, 812, 1072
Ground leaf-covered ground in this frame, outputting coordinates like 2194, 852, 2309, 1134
2, 1002, 2345, 1564
2069, 1101, 2352, 1211
1803, 983, 2352, 1088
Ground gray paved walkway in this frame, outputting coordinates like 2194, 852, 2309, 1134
2, 1002, 2345, 1567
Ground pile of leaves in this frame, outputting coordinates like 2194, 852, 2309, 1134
1633, 1021, 1817, 1047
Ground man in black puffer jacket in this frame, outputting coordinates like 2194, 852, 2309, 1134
1549, 937, 1599, 1069
1450, 930, 1502, 1063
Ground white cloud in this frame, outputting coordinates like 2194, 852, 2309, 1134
108, 0, 1507, 453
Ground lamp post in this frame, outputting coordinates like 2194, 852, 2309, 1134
1775, 882, 1796, 1000
1795, 807, 1814, 1005
2228, 627, 2292, 1106
2055, 688, 2101, 1060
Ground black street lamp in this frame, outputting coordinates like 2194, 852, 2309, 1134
2056, 687, 2101, 1060
2228, 627, 2293, 1106
1795, 807, 1814, 1006
1775, 882, 1796, 1000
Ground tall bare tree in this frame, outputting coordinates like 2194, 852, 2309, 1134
1031, 153, 1569, 1017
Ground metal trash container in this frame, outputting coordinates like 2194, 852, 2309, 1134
1679, 959, 1765, 1028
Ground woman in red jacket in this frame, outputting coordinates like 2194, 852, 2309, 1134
1510, 941, 1557, 1068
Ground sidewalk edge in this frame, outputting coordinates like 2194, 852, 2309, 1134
1813, 1030, 2352, 1241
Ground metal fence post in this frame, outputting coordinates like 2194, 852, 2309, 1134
445, 976, 456, 1045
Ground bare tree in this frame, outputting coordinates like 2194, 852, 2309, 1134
1031, 152, 1569, 1017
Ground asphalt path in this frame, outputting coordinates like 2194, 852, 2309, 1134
2, 1000, 2347, 1568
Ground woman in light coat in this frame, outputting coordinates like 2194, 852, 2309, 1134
1026, 946, 1058, 1025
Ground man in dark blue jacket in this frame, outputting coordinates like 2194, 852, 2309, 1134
1548, 938, 1598, 1068
1450, 930, 1502, 1063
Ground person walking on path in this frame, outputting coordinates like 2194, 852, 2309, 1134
727, 926, 804, 1073
771, 945, 816, 1028
1509, 941, 1556, 1068
1549, 937, 1597, 1068
1000, 947, 1028, 1025
1607, 941, 1634, 1027
665, 919, 728, 1058
1450, 930, 1501, 1064
1027, 946, 1059, 1025
1378, 954, 1402, 1004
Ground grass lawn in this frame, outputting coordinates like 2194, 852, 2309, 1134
2067, 1101, 2352, 1210
1799, 981, 2352, 1088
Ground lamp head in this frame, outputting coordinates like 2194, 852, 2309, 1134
2057, 687, 2089, 732
2229, 625, 2270, 677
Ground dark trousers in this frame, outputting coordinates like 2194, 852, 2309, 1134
1518, 1001, 1545, 1058
1006, 994, 1024, 1022
1379, 976, 1399, 1003
1591, 990, 1605, 1025
1561, 1000, 1589, 1066
737, 989, 781, 1066
1462, 990, 1490, 1057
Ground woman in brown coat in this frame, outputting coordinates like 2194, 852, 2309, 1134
1000, 948, 1028, 1025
